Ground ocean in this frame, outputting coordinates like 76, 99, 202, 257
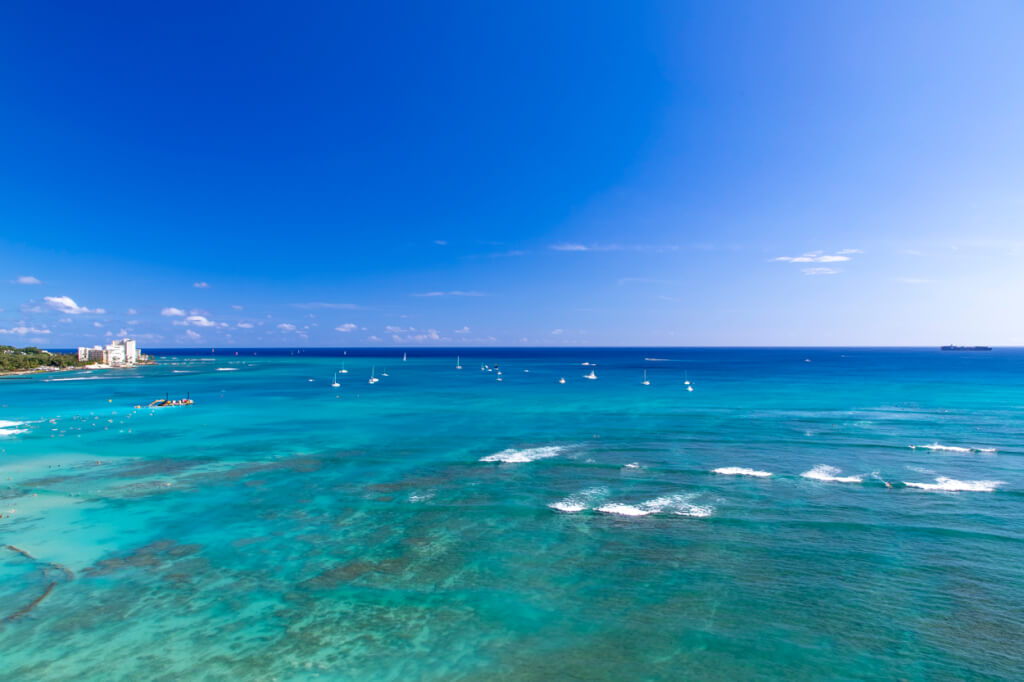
1, 348, 1022, 680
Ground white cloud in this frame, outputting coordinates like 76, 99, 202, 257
392, 329, 440, 343
802, 267, 839, 276
550, 243, 590, 251
127, 308, 137, 315
550, 243, 676, 253
185, 329, 200, 340
93, 321, 102, 328
193, 281, 210, 288
237, 322, 255, 329
335, 323, 357, 332
836, 248, 863, 255
231, 304, 244, 310
277, 323, 297, 332
44, 296, 105, 315
551, 329, 563, 335
175, 315, 218, 327
15, 275, 41, 285
0, 325, 50, 335
454, 326, 470, 334
161, 307, 187, 317
898, 277, 930, 285
386, 325, 409, 333
434, 240, 447, 245
367, 335, 381, 341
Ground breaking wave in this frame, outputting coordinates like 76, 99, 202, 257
910, 443, 996, 454
549, 487, 608, 513
903, 477, 1005, 492
480, 445, 566, 463
216, 367, 239, 372
713, 467, 772, 478
801, 465, 862, 483
596, 493, 712, 518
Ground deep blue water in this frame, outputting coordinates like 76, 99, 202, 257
1, 348, 1022, 679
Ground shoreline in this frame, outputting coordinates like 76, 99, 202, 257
0, 361, 155, 379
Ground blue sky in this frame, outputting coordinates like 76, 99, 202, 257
2, 1, 1023, 347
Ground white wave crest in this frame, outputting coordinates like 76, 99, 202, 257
216, 367, 239, 372
597, 493, 712, 518
801, 465, 862, 483
713, 466, 772, 478
549, 487, 608, 513
910, 443, 995, 454
480, 445, 565, 463
903, 477, 1005, 492
0, 420, 25, 428
0, 428, 29, 437
623, 462, 642, 469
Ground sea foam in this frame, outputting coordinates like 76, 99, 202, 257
903, 477, 1005, 492
596, 493, 712, 518
216, 367, 239, 372
713, 466, 772, 478
549, 487, 608, 513
801, 465, 862, 483
480, 445, 565, 463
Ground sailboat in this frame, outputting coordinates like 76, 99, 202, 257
381, 367, 389, 377
402, 352, 407, 362
642, 370, 650, 386
684, 371, 691, 385
331, 372, 340, 388
368, 366, 379, 384
456, 356, 462, 370
583, 370, 597, 380
340, 360, 348, 374
558, 377, 566, 384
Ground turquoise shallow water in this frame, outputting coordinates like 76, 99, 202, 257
1, 348, 1023, 680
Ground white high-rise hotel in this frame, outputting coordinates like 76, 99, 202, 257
78, 338, 142, 367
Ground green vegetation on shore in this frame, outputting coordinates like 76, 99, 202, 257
0, 346, 83, 373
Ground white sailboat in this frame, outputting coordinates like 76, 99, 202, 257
558, 377, 566, 384
381, 367, 389, 377
368, 366, 379, 384
402, 352, 407, 362
684, 371, 691, 385
584, 370, 597, 380
642, 370, 650, 386
340, 360, 348, 374
456, 356, 462, 370
332, 372, 340, 388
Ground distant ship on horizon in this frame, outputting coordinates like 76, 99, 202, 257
940, 345, 992, 351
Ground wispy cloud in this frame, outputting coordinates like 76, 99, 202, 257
335, 323, 357, 332
237, 322, 255, 328
184, 329, 200, 340
412, 291, 485, 297
44, 296, 105, 314
193, 281, 210, 288
14, 275, 41, 285
617, 277, 674, 286
391, 328, 441, 343
454, 326, 470, 334
161, 307, 186, 317
292, 302, 360, 310
0, 325, 50, 335
277, 323, 297, 332
433, 240, 447, 245
801, 267, 839, 276
551, 328, 563, 335
550, 243, 677, 253
773, 250, 860, 264
898, 277, 930, 285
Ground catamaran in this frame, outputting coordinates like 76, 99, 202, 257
368, 366, 379, 384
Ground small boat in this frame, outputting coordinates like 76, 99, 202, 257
641, 370, 650, 386
558, 377, 566, 384
496, 376, 503, 382
381, 368, 389, 377
584, 370, 597, 380
687, 385, 694, 392
456, 356, 462, 370
148, 392, 193, 408
340, 360, 348, 374
368, 366, 379, 384
331, 372, 340, 388
684, 371, 691, 386
403, 352, 407, 362
582, 362, 591, 366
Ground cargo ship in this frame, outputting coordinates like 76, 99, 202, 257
940, 345, 992, 351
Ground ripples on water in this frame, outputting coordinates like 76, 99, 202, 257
1, 348, 1022, 679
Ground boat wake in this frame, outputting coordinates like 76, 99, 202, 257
801, 465, 862, 483
903, 477, 1005, 492
713, 466, 772, 478
480, 445, 566, 463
